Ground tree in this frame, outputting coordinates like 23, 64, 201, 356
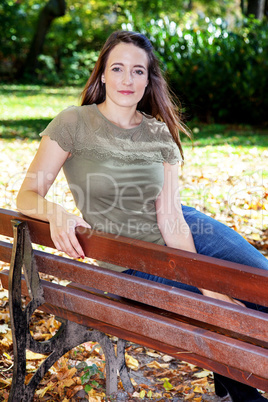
246, 0, 266, 19
18, 0, 66, 78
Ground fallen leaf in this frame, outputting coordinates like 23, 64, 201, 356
140, 389, 146, 398
0, 377, 12, 386
193, 385, 204, 393
26, 350, 47, 360
162, 354, 174, 362
146, 360, 169, 369
62, 378, 76, 388
192, 377, 209, 385
0, 324, 9, 333
35, 383, 54, 397
3, 352, 12, 360
146, 350, 161, 358
125, 353, 139, 370
193, 369, 212, 378
161, 378, 173, 391
87, 387, 106, 401
0, 289, 8, 299
184, 392, 195, 399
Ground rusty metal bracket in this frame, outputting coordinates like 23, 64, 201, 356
8, 220, 133, 401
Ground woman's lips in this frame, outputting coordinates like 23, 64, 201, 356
118, 91, 134, 95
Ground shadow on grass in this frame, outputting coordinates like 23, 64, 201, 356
183, 123, 268, 148
0, 118, 51, 139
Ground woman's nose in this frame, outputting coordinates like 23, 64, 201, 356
123, 70, 133, 84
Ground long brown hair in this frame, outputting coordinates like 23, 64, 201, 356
81, 30, 191, 159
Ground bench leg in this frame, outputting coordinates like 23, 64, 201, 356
8, 220, 133, 401
92, 333, 134, 395
9, 318, 133, 401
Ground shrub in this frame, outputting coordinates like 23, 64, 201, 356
134, 17, 268, 124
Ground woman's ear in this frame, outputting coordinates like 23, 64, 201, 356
101, 74, 105, 83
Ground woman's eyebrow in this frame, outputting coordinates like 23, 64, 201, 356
110, 62, 147, 70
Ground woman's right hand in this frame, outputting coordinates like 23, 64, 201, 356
48, 206, 91, 259
16, 136, 91, 259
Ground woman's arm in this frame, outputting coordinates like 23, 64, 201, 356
17, 135, 90, 258
155, 162, 244, 306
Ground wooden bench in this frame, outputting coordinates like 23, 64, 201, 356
0, 207, 268, 401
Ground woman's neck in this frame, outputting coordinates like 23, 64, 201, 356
97, 102, 142, 129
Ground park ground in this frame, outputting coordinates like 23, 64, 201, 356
0, 85, 268, 401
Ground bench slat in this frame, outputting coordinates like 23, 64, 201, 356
42, 302, 268, 392
1, 241, 268, 343
1, 269, 267, 383
35, 281, 268, 382
76, 227, 268, 308
0, 240, 12, 263
1, 208, 268, 306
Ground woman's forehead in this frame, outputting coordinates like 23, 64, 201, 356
106, 43, 149, 67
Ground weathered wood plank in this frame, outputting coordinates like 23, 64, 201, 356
1, 268, 267, 391
0, 240, 12, 263
42, 303, 268, 392
42, 283, 268, 379
1, 208, 268, 306
1, 268, 266, 381
1, 239, 268, 343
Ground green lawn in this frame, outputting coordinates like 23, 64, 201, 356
0, 85, 82, 139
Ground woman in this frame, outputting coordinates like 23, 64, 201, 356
17, 30, 268, 401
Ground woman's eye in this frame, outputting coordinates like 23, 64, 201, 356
112, 67, 121, 72
135, 69, 144, 75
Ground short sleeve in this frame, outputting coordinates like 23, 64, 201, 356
159, 124, 183, 164
39, 106, 78, 153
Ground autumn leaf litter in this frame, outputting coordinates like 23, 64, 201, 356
0, 136, 268, 401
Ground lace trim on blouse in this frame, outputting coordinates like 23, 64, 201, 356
40, 104, 182, 166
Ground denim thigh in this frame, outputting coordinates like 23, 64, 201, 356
123, 205, 268, 313
181, 204, 268, 271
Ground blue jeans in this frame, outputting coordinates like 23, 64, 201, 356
124, 205, 268, 313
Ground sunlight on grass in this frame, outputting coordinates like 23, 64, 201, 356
0, 85, 82, 119
0, 85, 82, 139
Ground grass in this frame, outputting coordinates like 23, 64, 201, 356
1, 84, 268, 145
185, 123, 268, 149
0, 85, 82, 139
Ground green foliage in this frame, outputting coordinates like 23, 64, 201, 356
162, 378, 173, 391
78, 362, 104, 393
1, 1, 268, 123
133, 16, 268, 124
0, 1, 46, 78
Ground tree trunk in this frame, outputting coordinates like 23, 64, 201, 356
241, 0, 245, 14
247, 0, 266, 19
187, 0, 193, 11
18, 0, 66, 78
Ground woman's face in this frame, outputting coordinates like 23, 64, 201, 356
102, 42, 149, 109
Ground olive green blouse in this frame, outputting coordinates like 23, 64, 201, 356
40, 104, 182, 270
